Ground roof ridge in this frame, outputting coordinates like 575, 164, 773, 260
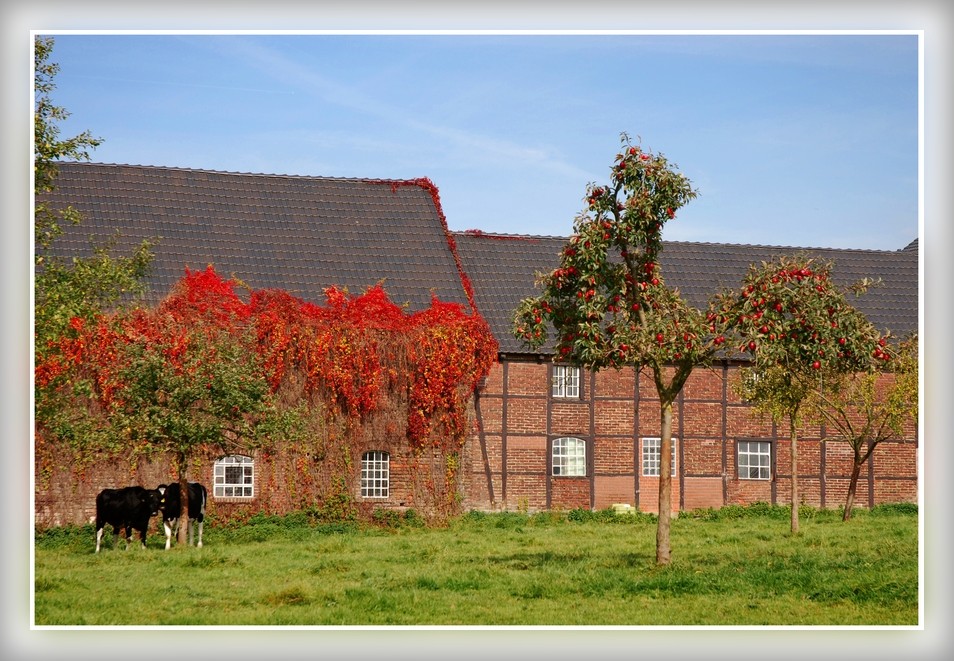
660, 239, 909, 254
455, 229, 564, 241
454, 229, 915, 254
56, 161, 429, 186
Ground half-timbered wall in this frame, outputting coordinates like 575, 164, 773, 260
463, 358, 918, 514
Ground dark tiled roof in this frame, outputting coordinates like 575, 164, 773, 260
38, 163, 471, 312
39, 163, 918, 357
454, 231, 919, 355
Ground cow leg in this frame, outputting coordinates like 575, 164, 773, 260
163, 520, 174, 550
187, 519, 194, 547
139, 526, 148, 549
196, 520, 203, 548
95, 526, 104, 553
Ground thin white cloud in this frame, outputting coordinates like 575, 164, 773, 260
204, 37, 598, 182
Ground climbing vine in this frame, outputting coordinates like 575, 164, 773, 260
35, 266, 498, 522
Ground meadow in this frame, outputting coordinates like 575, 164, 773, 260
33, 504, 919, 627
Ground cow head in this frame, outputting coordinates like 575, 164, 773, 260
143, 488, 163, 516
155, 484, 168, 510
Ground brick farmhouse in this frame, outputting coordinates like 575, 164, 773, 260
36, 163, 919, 525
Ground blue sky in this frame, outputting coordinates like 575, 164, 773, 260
46, 32, 919, 251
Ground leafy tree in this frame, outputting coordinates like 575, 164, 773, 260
811, 333, 917, 520
512, 134, 721, 565
39, 269, 272, 543
34, 35, 154, 357
721, 254, 883, 533
112, 314, 269, 543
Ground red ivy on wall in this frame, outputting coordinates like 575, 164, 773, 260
37, 265, 498, 450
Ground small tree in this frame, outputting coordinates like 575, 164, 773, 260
37, 268, 272, 544
111, 313, 269, 542
721, 254, 883, 533
811, 333, 917, 520
513, 134, 720, 565
116, 269, 271, 542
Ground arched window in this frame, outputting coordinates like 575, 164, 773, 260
552, 437, 586, 476
361, 451, 390, 498
213, 455, 254, 498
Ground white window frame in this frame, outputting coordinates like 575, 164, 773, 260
552, 365, 581, 399
361, 450, 390, 499
213, 454, 254, 498
738, 440, 772, 480
552, 437, 587, 477
641, 437, 676, 477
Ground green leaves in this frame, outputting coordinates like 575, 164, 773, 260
110, 320, 270, 457
512, 133, 708, 377
722, 254, 883, 378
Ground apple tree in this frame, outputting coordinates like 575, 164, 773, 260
513, 134, 722, 565
811, 333, 917, 520
720, 254, 884, 533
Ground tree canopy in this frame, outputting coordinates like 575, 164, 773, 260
512, 134, 727, 565
721, 254, 886, 532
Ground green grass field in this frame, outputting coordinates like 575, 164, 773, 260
33, 504, 919, 626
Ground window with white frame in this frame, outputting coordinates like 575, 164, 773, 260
361, 450, 390, 498
642, 437, 676, 477
213, 455, 254, 498
552, 437, 586, 476
552, 365, 580, 398
737, 440, 772, 480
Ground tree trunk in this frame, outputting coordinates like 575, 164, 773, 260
789, 411, 799, 535
843, 458, 862, 522
656, 402, 674, 566
177, 461, 189, 546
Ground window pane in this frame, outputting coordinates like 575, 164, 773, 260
552, 366, 580, 398
361, 451, 390, 498
738, 442, 771, 481
214, 455, 255, 499
552, 437, 586, 476
642, 438, 676, 477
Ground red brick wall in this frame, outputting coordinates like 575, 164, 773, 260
683, 477, 724, 511
593, 475, 635, 509
551, 478, 591, 510
463, 358, 918, 515
37, 357, 917, 526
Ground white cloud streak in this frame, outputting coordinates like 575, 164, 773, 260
206, 37, 598, 182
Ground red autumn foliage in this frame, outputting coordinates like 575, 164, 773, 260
36, 265, 498, 450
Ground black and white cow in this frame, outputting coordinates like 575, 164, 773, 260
94, 486, 162, 553
156, 482, 207, 550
